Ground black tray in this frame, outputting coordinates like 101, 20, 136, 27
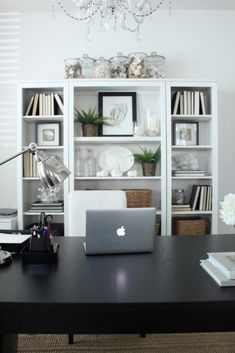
21, 243, 59, 264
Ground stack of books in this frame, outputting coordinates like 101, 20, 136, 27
172, 204, 191, 212
28, 200, 64, 213
172, 170, 205, 177
200, 252, 235, 287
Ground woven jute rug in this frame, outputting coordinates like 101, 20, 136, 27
18, 332, 235, 353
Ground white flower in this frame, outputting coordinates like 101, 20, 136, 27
220, 193, 235, 225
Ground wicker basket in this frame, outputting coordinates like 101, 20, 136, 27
173, 217, 207, 236
124, 189, 151, 208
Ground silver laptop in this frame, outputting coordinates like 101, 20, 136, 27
84, 208, 156, 255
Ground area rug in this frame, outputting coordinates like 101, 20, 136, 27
18, 332, 235, 353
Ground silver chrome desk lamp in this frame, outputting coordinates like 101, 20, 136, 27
0, 142, 70, 264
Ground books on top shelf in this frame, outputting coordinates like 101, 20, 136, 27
24, 92, 64, 116
172, 170, 206, 177
190, 184, 212, 211
172, 90, 207, 115
200, 252, 235, 286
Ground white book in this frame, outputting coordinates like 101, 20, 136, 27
192, 185, 201, 211
207, 252, 235, 279
32, 93, 39, 116
194, 91, 200, 115
200, 91, 206, 115
39, 93, 43, 116
25, 95, 34, 116
54, 93, 64, 114
173, 91, 180, 115
179, 93, 184, 114
51, 92, 54, 115
199, 185, 205, 211
183, 91, 187, 115
200, 259, 235, 287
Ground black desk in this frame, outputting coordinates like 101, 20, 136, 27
1, 235, 235, 352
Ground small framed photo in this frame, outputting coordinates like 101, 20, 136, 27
174, 122, 198, 146
98, 92, 137, 136
36, 123, 61, 146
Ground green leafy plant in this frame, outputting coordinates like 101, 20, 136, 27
134, 146, 161, 163
74, 107, 112, 126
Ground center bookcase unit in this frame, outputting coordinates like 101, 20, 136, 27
17, 79, 218, 236
68, 79, 167, 235
17, 81, 69, 234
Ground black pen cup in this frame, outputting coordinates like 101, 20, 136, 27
30, 237, 51, 252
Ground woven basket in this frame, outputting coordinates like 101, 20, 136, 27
124, 189, 151, 208
173, 217, 207, 236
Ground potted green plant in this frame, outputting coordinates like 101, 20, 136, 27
74, 107, 111, 137
134, 146, 161, 176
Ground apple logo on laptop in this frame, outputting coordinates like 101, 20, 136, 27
116, 226, 126, 237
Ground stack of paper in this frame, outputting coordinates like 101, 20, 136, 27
200, 252, 235, 287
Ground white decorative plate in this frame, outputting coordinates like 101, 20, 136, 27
98, 146, 134, 173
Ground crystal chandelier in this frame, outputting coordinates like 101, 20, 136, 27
54, 0, 171, 35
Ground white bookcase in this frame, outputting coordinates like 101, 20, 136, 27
17, 81, 69, 231
17, 79, 218, 236
166, 80, 218, 235
68, 79, 167, 235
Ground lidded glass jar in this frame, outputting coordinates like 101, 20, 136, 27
128, 52, 146, 78
110, 52, 128, 78
64, 58, 82, 79
94, 57, 111, 78
172, 189, 186, 205
79, 54, 95, 78
144, 51, 166, 78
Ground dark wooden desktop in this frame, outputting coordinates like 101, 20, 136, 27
1, 235, 235, 352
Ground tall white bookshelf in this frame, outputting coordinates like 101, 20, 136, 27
17, 79, 218, 236
166, 80, 218, 235
17, 81, 69, 231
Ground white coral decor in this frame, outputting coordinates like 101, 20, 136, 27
220, 193, 235, 225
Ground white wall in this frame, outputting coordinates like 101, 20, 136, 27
1, 9, 235, 233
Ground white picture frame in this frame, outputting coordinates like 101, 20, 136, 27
174, 122, 198, 146
36, 123, 60, 146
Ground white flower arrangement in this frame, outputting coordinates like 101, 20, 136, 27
220, 193, 235, 225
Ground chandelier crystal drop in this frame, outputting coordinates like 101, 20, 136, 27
54, 0, 170, 33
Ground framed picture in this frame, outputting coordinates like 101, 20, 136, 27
36, 123, 61, 146
98, 92, 136, 136
174, 122, 198, 146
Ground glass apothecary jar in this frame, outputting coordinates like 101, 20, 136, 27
110, 52, 128, 78
144, 51, 166, 78
64, 58, 82, 79
79, 54, 95, 78
172, 189, 186, 205
128, 52, 146, 78
94, 57, 111, 78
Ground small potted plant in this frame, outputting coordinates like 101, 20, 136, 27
134, 146, 161, 176
74, 107, 111, 137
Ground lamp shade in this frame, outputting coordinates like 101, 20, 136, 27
34, 151, 70, 190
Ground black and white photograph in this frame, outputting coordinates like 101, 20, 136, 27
36, 123, 61, 146
174, 122, 198, 146
98, 92, 136, 136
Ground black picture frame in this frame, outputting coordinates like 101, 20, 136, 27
173, 122, 199, 146
98, 92, 137, 136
